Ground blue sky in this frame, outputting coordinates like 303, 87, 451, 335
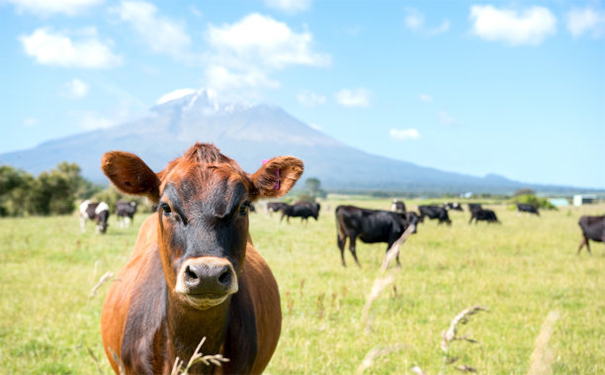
1, 0, 604, 189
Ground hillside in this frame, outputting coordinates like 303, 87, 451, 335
0, 88, 596, 194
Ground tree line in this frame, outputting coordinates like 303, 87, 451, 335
0, 162, 149, 217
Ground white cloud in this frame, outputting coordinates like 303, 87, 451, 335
405, 8, 425, 31
469, 5, 557, 46
389, 128, 421, 141
204, 64, 280, 92
419, 93, 433, 103
297, 90, 326, 107
264, 0, 312, 13
203, 13, 329, 93
567, 8, 605, 38
23, 117, 38, 127
429, 20, 451, 36
156, 88, 196, 105
5, 0, 103, 16
75, 111, 115, 130
405, 8, 450, 36
207, 13, 330, 69
19, 28, 121, 68
439, 110, 455, 126
335, 88, 370, 108
111, 1, 191, 58
62, 78, 89, 99
309, 123, 323, 131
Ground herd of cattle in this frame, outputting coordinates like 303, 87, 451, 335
76, 142, 603, 375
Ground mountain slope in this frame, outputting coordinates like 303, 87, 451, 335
0, 89, 594, 194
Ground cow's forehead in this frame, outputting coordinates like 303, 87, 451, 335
161, 161, 251, 203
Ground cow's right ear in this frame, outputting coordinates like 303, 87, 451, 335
101, 151, 161, 203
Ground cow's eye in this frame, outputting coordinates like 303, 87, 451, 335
159, 202, 171, 215
239, 202, 250, 216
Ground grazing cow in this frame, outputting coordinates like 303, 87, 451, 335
516, 203, 540, 216
100, 142, 303, 375
280, 201, 319, 223
468, 203, 482, 214
577, 215, 605, 255
469, 208, 500, 224
444, 202, 463, 211
335, 205, 413, 267
116, 200, 138, 228
266, 202, 289, 215
391, 199, 406, 212
418, 205, 452, 225
79, 200, 110, 234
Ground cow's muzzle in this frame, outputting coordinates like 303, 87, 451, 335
175, 257, 238, 309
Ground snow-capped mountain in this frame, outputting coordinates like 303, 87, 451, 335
0, 88, 589, 193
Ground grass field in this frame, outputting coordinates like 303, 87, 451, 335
1, 199, 604, 374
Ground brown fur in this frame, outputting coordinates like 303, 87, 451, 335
100, 143, 303, 374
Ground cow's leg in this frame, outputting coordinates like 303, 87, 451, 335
80, 216, 86, 233
337, 235, 347, 267
468, 215, 474, 224
349, 236, 361, 267
125, 217, 131, 228
386, 242, 401, 267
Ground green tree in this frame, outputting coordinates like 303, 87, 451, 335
30, 162, 88, 215
0, 165, 36, 216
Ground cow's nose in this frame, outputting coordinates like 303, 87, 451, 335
182, 260, 236, 296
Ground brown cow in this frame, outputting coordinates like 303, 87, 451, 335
577, 215, 605, 255
100, 142, 303, 374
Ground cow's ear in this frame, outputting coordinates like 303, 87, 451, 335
101, 151, 161, 203
251, 156, 304, 199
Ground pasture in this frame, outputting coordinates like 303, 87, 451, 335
1, 199, 604, 374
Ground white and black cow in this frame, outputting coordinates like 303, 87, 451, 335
116, 200, 138, 229
391, 199, 406, 213
79, 200, 110, 234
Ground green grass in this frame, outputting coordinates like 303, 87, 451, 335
1, 201, 604, 374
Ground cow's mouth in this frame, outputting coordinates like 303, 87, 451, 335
183, 293, 231, 309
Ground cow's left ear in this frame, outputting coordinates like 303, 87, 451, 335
101, 151, 162, 203
250, 156, 304, 199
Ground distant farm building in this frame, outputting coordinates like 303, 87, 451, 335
549, 198, 569, 207
573, 195, 596, 206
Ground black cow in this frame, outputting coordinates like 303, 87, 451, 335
404, 211, 420, 233
516, 203, 540, 216
280, 201, 319, 223
418, 205, 451, 225
116, 200, 138, 229
391, 200, 406, 212
577, 215, 605, 255
335, 205, 413, 267
79, 200, 110, 234
444, 202, 463, 211
468, 203, 483, 214
267, 202, 289, 215
469, 208, 500, 224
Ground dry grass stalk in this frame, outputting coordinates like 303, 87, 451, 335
86, 346, 104, 375
441, 305, 488, 352
108, 346, 126, 375
380, 224, 416, 271
171, 336, 230, 375
356, 343, 405, 374
411, 366, 428, 375
89, 271, 114, 298
527, 310, 560, 375
361, 275, 395, 332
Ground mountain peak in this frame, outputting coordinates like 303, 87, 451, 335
153, 87, 252, 117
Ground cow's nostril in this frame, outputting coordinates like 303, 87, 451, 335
218, 269, 231, 285
185, 265, 198, 280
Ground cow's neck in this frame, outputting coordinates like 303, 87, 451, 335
166, 294, 232, 372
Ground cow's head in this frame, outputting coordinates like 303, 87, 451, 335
101, 143, 303, 310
